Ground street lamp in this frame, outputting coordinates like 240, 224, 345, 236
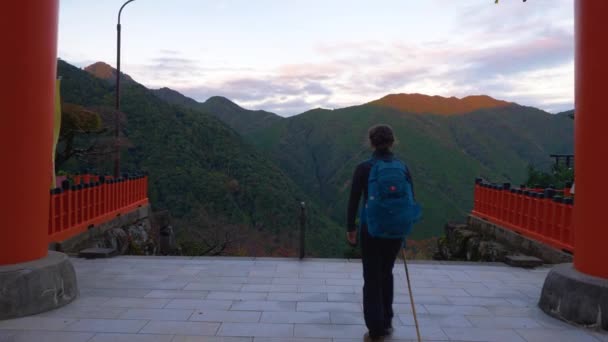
114, 0, 136, 178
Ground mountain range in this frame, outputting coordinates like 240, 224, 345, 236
60, 60, 574, 257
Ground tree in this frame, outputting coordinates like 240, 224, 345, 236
55, 103, 105, 169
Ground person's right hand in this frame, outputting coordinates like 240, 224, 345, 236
346, 231, 357, 246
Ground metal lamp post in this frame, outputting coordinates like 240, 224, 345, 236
114, 0, 136, 178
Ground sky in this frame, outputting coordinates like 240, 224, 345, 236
59, 0, 574, 117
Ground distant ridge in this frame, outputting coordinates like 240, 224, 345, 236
84, 61, 135, 84
371, 93, 513, 115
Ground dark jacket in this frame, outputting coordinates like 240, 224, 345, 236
346, 149, 414, 232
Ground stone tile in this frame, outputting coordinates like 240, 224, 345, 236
398, 314, 473, 328
261, 312, 330, 324
590, 332, 608, 342
298, 286, 355, 294
207, 292, 268, 301
404, 287, 470, 297
64, 319, 148, 333
394, 294, 450, 305
184, 283, 243, 292
38, 306, 127, 319
231, 301, 296, 312
165, 299, 233, 310
68, 296, 114, 306
267, 293, 327, 302
324, 279, 362, 286
293, 324, 366, 338
141, 321, 219, 335
89, 333, 174, 342
217, 323, 293, 337
390, 325, 449, 340
0, 317, 76, 331
101, 298, 170, 309
327, 293, 360, 303
241, 285, 297, 293
424, 304, 491, 316
190, 310, 262, 323
392, 304, 429, 315
2, 331, 94, 342
118, 308, 194, 320
329, 312, 365, 325
272, 278, 325, 285
443, 327, 527, 342
300, 272, 351, 279
80, 289, 153, 298
172, 337, 252, 342
515, 328, 602, 342
447, 296, 512, 307
254, 338, 330, 342
145, 290, 209, 299
297, 302, 361, 313
467, 316, 543, 329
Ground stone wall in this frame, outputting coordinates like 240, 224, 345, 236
435, 216, 573, 264
50, 205, 160, 256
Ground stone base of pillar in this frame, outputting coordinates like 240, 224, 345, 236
0, 251, 78, 320
539, 263, 608, 331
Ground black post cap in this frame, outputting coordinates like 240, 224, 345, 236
61, 179, 71, 190
553, 196, 564, 203
538, 193, 545, 199
544, 189, 556, 198
50, 188, 62, 195
564, 198, 574, 205
71, 185, 78, 191
99, 176, 106, 184
475, 178, 483, 184
503, 183, 511, 190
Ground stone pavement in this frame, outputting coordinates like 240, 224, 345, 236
1, 256, 606, 342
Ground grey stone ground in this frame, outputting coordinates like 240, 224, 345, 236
1, 256, 606, 342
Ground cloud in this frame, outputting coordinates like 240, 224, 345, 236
121, 2, 574, 116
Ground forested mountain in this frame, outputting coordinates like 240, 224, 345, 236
200, 95, 574, 239
61, 59, 574, 255
57, 60, 344, 257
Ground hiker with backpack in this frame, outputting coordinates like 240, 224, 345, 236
347, 124, 421, 341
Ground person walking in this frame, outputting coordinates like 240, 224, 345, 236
346, 124, 421, 341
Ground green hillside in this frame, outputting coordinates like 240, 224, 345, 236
153, 88, 283, 136
239, 103, 574, 240
56, 60, 344, 257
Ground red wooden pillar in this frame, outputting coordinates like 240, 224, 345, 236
0, 0, 59, 265
574, 0, 608, 279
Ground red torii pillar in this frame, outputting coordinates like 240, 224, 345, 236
539, 0, 608, 331
0, 0, 78, 320
0, 0, 57, 266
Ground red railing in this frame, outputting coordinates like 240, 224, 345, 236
471, 180, 574, 254
48, 175, 149, 244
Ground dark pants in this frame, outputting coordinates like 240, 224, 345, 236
360, 226, 403, 335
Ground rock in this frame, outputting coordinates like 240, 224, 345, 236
0, 252, 78, 320
79, 247, 117, 259
127, 221, 156, 255
103, 228, 129, 254
448, 228, 479, 258
504, 255, 543, 268
160, 225, 178, 255
444, 222, 468, 242
436, 236, 451, 260
465, 236, 481, 261
478, 241, 508, 262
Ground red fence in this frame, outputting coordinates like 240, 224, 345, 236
471, 180, 574, 254
48, 175, 149, 244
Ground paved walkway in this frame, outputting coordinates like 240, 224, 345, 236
1, 256, 606, 342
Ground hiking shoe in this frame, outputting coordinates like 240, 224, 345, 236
364, 330, 388, 341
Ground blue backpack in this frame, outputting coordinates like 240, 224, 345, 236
361, 157, 422, 239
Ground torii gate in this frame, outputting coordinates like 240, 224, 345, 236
0, 0, 606, 328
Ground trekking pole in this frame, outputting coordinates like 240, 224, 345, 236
402, 248, 422, 342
